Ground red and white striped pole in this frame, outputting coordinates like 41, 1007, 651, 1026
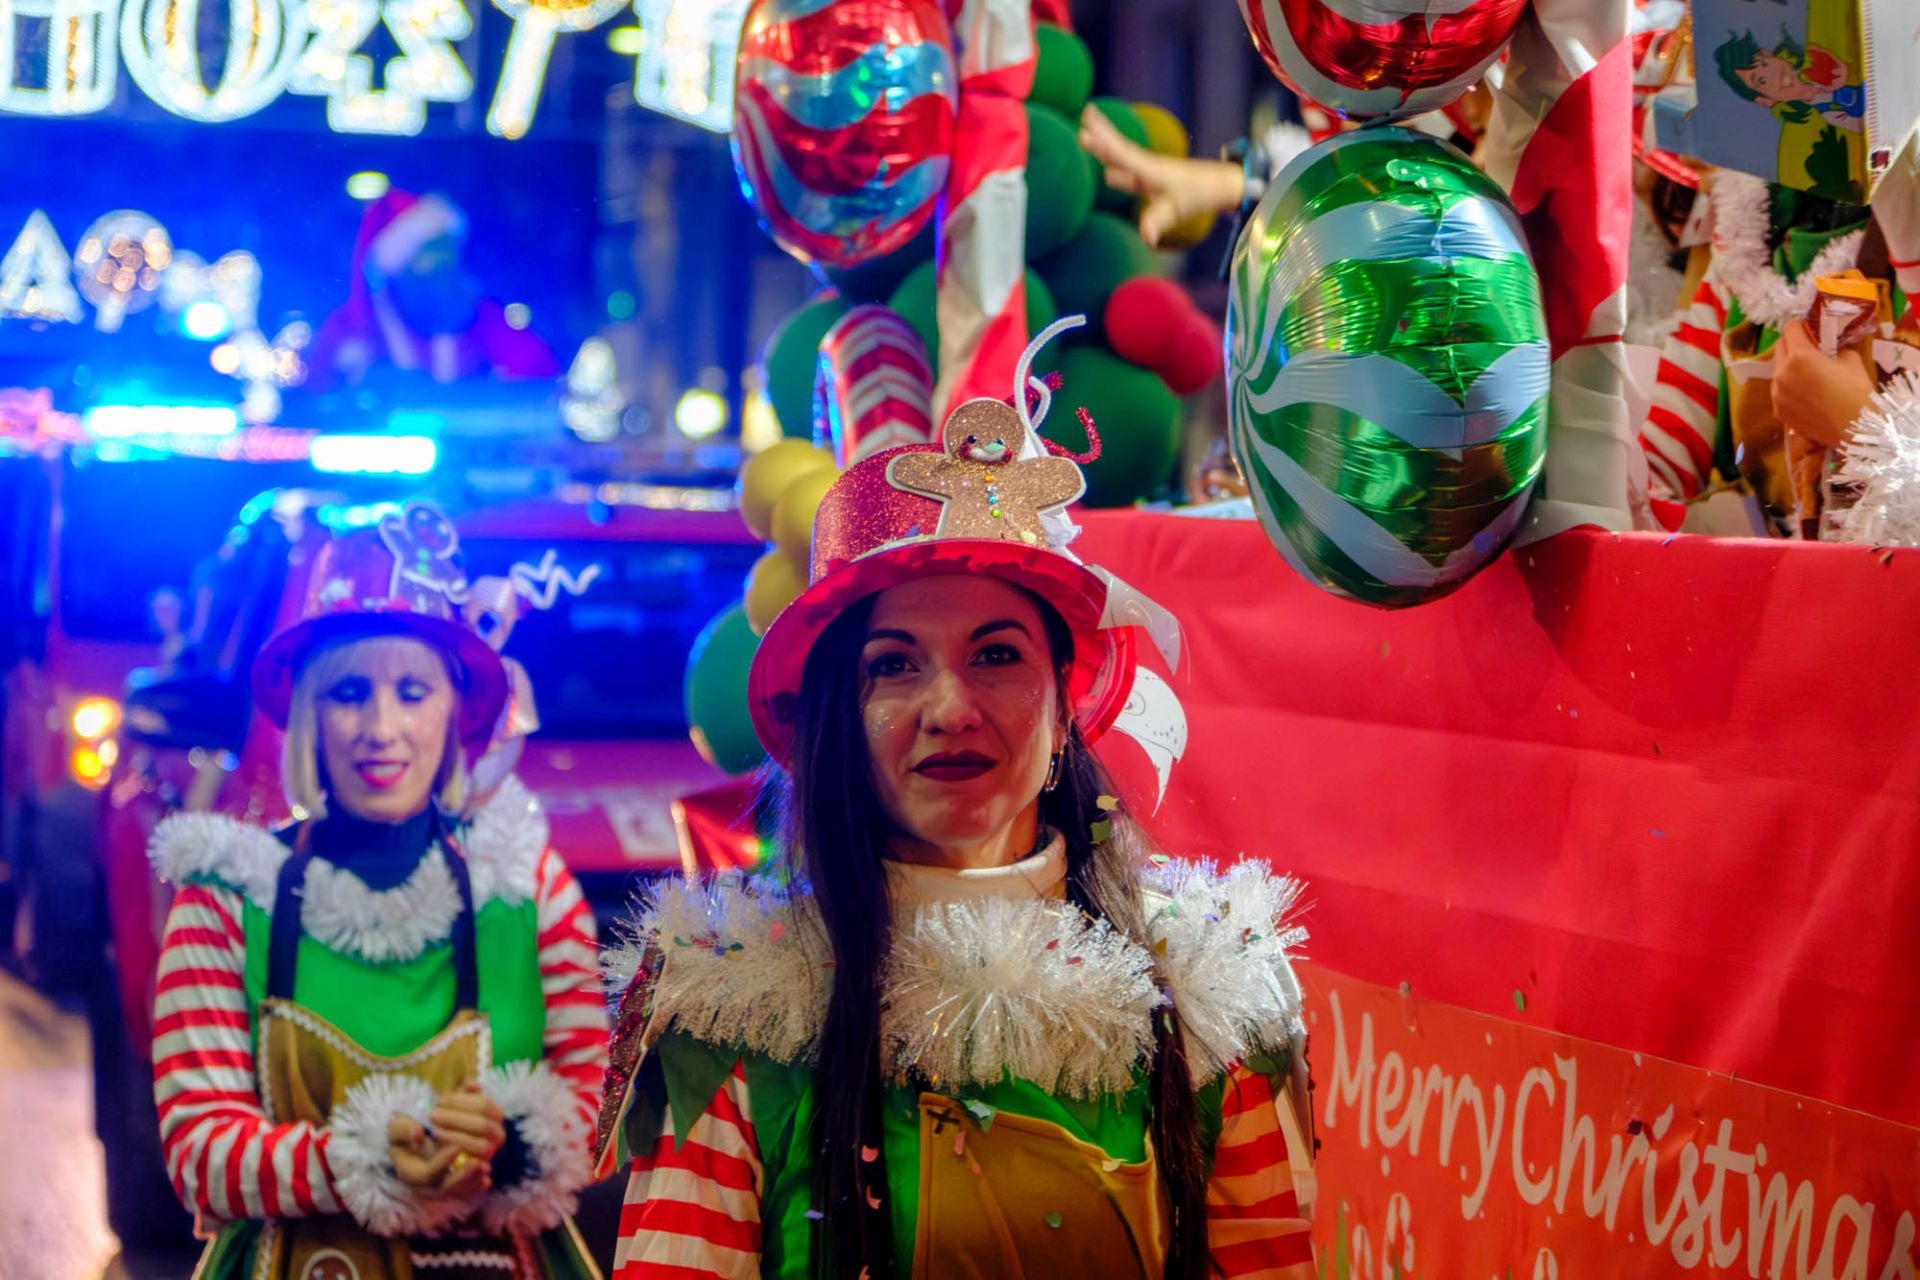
1479, 0, 1638, 534
934, 0, 1037, 417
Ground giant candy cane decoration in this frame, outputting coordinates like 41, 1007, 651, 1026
933, 0, 1038, 418
1479, 0, 1638, 534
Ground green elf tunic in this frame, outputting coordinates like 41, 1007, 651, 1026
147, 777, 606, 1279
597, 836, 1318, 1280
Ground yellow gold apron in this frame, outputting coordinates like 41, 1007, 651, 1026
911, 1092, 1168, 1280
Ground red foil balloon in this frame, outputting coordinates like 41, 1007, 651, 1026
1238, 0, 1528, 120
733, 0, 958, 269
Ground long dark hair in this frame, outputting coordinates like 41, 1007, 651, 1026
781, 590, 1211, 1280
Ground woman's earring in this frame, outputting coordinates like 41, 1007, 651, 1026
1043, 751, 1063, 793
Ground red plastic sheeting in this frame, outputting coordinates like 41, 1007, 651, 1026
1074, 514, 1920, 1128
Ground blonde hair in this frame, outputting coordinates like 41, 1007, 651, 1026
282, 633, 468, 821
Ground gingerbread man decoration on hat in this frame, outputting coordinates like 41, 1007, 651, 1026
888, 397, 1087, 547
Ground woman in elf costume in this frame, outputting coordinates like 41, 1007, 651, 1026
149, 503, 606, 1278
597, 323, 1316, 1279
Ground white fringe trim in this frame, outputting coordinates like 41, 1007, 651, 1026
475, 1060, 592, 1236
328, 1072, 465, 1237
146, 777, 549, 964
604, 858, 1307, 1094
1827, 373, 1920, 546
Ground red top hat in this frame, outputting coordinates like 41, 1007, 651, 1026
252, 503, 510, 753
747, 318, 1177, 765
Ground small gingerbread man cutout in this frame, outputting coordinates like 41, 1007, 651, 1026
886, 398, 1086, 547
378, 502, 469, 610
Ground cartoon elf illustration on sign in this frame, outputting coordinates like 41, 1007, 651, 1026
1713, 28, 1865, 131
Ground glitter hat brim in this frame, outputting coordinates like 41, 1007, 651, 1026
747, 537, 1137, 766
252, 607, 510, 753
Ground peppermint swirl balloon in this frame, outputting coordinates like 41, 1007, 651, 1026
733, 0, 957, 269
1238, 0, 1528, 120
1226, 129, 1549, 608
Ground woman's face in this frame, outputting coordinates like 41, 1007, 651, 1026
859, 576, 1065, 861
313, 637, 455, 823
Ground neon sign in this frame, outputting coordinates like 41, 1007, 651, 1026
0, 0, 745, 136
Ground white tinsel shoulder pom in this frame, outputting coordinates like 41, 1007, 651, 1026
612, 873, 831, 1065
885, 898, 1161, 1100
1828, 372, 1920, 547
147, 812, 286, 908
1142, 858, 1308, 1083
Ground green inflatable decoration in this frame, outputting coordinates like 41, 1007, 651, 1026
1030, 23, 1093, 120
1035, 213, 1157, 346
1087, 97, 1149, 213
684, 603, 767, 776
887, 263, 1060, 377
1054, 346, 1180, 508
762, 294, 853, 438
1025, 104, 1095, 259
1226, 128, 1550, 608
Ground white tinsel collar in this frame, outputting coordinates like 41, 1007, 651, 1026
1710, 172, 1865, 328
148, 776, 549, 964
602, 858, 1306, 1097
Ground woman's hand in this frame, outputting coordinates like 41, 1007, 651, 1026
385, 1082, 506, 1200
1078, 104, 1244, 247
1772, 319, 1877, 450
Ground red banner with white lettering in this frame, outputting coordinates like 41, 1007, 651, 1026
1069, 512, 1920, 1274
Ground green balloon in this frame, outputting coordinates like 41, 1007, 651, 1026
684, 603, 767, 776
1025, 104, 1095, 260
889, 263, 1062, 378
1225, 128, 1549, 608
821, 221, 935, 304
1031, 24, 1094, 120
1053, 346, 1181, 508
1087, 98, 1149, 213
762, 294, 853, 438
1035, 213, 1157, 346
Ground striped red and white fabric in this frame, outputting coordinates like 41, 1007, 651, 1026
613, 1064, 762, 1279
611, 1059, 1315, 1277
153, 883, 344, 1222
1640, 274, 1730, 501
933, 0, 1037, 418
152, 849, 605, 1226
1206, 1064, 1317, 1279
532, 848, 609, 1129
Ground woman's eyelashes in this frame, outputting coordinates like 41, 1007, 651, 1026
323, 675, 438, 705
326, 676, 371, 705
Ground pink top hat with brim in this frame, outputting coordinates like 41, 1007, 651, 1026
252, 502, 510, 754
748, 317, 1180, 766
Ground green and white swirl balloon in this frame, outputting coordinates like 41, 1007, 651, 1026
1226, 128, 1549, 608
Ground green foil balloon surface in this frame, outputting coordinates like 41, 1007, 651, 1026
1226, 128, 1549, 608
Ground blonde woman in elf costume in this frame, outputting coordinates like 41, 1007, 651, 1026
597, 322, 1316, 1279
149, 504, 606, 1278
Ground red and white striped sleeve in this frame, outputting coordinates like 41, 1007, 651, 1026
534, 847, 607, 1127
153, 883, 342, 1224
614, 1062, 764, 1279
1640, 274, 1730, 501
1206, 1063, 1316, 1280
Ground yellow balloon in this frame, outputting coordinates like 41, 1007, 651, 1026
738, 439, 835, 540
744, 547, 806, 635
1131, 102, 1190, 158
771, 467, 839, 572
